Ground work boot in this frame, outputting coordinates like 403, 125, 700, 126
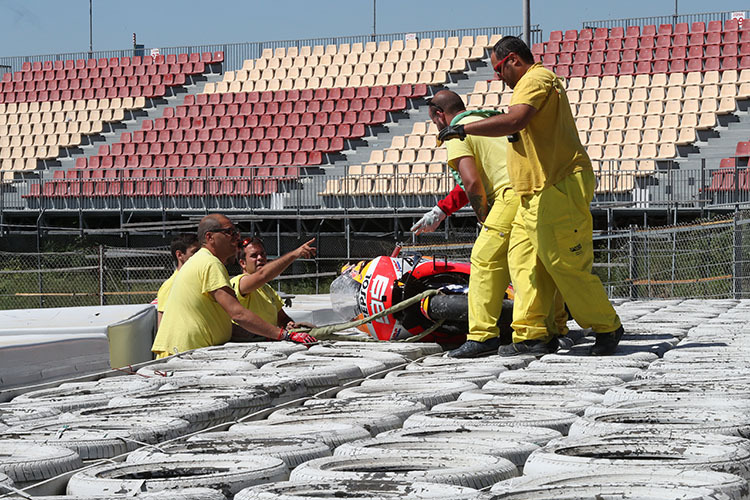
589, 325, 625, 356
497, 337, 559, 357
447, 337, 500, 358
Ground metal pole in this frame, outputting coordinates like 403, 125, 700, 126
89, 0, 93, 57
523, 0, 531, 46
98, 244, 105, 306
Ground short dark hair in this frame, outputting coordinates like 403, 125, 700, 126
493, 36, 535, 64
169, 233, 199, 262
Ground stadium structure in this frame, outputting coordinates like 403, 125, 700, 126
0, 10, 749, 247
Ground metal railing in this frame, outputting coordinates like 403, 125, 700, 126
3, 162, 750, 217
0, 25, 539, 76
582, 10, 746, 30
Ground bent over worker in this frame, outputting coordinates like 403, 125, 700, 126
427, 90, 524, 358
151, 214, 315, 359
438, 36, 623, 356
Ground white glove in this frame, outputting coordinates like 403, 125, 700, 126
410, 206, 447, 235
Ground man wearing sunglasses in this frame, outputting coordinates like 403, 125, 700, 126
152, 214, 315, 359
438, 36, 623, 357
231, 236, 317, 341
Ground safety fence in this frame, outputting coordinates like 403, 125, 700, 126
582, 10, 746, 30
0, 25, 539, 76
594, 210, 750, 300
2, 162, 749, 216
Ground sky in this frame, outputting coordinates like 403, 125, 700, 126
0, 0, 747, 58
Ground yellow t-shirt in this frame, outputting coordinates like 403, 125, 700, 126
152, 247, 232, 356
508, 63, 591, 195
156, 270, 178, 313
230, 275, 284, 326
445, 115, 511, 205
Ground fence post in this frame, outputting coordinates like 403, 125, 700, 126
628, 226, 637, 300
734, 209, 743, 299
99, 245, 105, 306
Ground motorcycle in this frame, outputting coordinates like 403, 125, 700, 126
330, 247, 513, 347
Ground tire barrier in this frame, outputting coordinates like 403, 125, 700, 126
403, 406, 578, 434
440, 396, 591, 416
385, 367, 498, 387
378, 424, 562, 447
260, 359, 365, 385
229, 421, 372, 448
235, 479, 487, 500
489, 372, 625, 393
290, 452, 518, 488
490, 470, 749, 500
334, 435, 538, 471
568, 407, 750, 438
0, 442, 82, 487
524, 431, 750, 480
271, 398, 426, 424
287, 353, 388, 377
126, 433, 331, 468
10, 379, 153, 411
67, 457, 289, 497
336, 380, 478, 409
0, 415, 191, 459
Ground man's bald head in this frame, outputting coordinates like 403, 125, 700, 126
198, 213, 231, 244
429, 90, 466, 117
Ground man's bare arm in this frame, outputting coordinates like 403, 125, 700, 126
237, 239, 316, 296
463, 104, 537, 137
212, 286, 282, 340
455, 156, 488, 223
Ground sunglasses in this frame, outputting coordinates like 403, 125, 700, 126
493, 52, 513, 75
212, 226, 240, 238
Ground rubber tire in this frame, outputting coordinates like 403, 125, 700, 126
524, 431, 750, 480
126, 432, 331, 468
464, 385, 604, 405
235, 479, 486, 500
490, 469, 749, 500
0, 415, 191, 459
336, 380, 478, 409
260, 359, 364, 385
10, 379, 153, 411
403, 407, 578, 434
385, 368, 498, 388
0, 442, 82, 484
568, 407, 750, 438
229, 421, 371, 448
493, 371, 625, 393
314, 341, 425, 360
287, 353, 388, 377
0, 404, 60, 426
439, 397, 591, 417
378, 424, 562, 447
289, 452, 517, 489
333, 435, 538, 470
67, 457, 289, 497
107, 393, 234, 431
420, 355, 531, 371
274, 398, 427, 423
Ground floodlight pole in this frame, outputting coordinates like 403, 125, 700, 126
522, 0, 530, 45
89, 0, 93, 57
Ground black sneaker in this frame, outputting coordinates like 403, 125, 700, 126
497, 337, 559, 357
447, 338, 501, 358
589, 325, 625, 356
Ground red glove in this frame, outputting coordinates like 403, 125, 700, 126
279, 329, 317, 345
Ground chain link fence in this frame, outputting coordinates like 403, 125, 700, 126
4, 211, 750, 309
594, 211, 750, 300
